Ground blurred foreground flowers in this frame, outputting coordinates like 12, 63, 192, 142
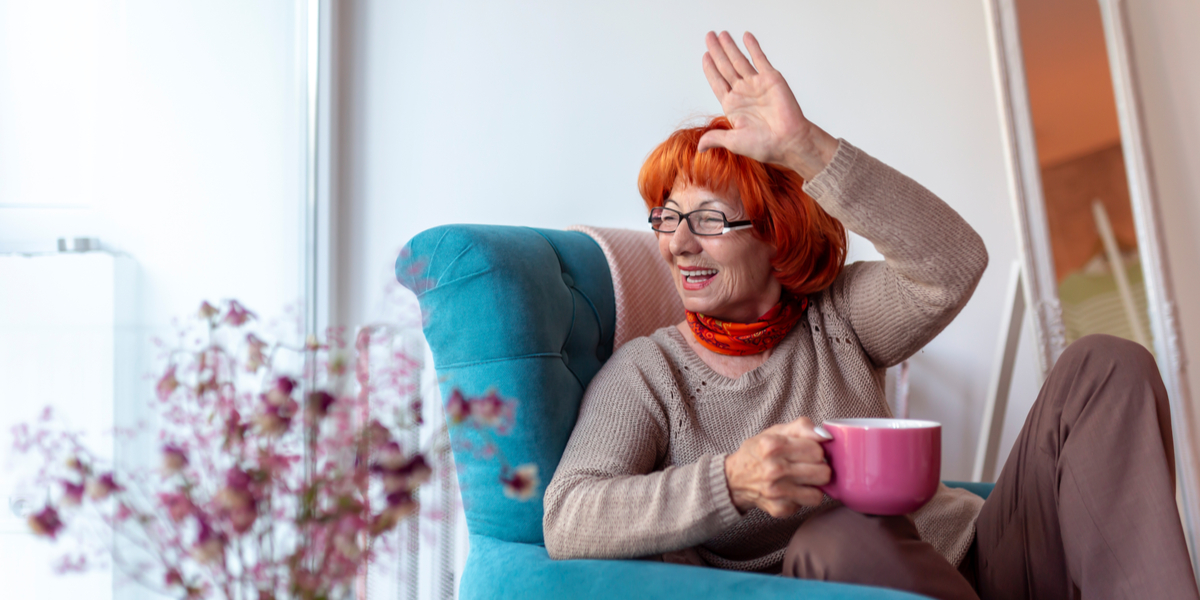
10, 299, 530, 600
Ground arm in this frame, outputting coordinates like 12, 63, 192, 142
804, 141, 987, 367
542, 349, 741, 560
701, 31, 987, 367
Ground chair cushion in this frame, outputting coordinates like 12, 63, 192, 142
462, 534, 931, 600
567, 226, 684, 350
397, 225, 615, 544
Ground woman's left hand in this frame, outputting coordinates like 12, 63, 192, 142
699, 31, 837, 181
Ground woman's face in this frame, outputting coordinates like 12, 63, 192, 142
657, 182, 781, 323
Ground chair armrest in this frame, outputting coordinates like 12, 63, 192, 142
460, 534, 932, 600
943, 480, 994, 500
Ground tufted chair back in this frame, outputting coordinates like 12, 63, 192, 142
396, 225, 621, 544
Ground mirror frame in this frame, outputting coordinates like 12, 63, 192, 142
982, 0, 1200, 573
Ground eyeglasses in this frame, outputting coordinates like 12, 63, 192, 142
648, 207, 754, 236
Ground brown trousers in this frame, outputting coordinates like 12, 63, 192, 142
781, 334, 1199, 599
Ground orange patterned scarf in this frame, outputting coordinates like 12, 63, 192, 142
686, 295, 809, 356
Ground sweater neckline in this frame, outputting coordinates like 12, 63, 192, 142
662, 323, 801, 388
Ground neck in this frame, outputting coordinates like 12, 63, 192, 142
676, 322, 773, 379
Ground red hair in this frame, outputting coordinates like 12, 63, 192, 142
637, 116, 847, 297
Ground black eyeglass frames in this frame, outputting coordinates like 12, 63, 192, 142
648, 206, 754, 236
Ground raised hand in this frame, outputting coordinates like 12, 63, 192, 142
699, 31, 837, 181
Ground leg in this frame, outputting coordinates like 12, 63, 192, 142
973, 334, 1198, 599
783, 505, 979, 600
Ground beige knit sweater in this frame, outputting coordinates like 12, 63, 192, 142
543, 139, 989, 572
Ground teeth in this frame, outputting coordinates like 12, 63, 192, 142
684, 269, 717, 283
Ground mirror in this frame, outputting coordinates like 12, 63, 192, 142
983, 0, 1200, 574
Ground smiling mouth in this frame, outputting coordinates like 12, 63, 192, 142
681, 268, 718, 285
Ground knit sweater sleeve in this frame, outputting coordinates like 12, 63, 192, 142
542, 339, 743, 560
803, 140, 989, 368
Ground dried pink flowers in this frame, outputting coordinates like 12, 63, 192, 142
12, 299, 531, 600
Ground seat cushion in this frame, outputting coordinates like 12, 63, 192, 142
397, 225, 615, 543
462, 534, 931, 600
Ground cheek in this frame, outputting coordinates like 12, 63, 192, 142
657, 234, 673, 265
727, 242, 775, 286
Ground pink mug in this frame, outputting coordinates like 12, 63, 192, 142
813, 418, 941, 515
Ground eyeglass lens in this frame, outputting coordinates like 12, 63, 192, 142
649, 208, 728, 234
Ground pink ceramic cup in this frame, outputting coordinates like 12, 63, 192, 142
813, 418, 941, 516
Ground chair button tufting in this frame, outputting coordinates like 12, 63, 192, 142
561, 272, 574, 287
561, 351, 570, 365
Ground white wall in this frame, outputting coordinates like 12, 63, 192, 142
0, 0, 305, 325
1126, 0, 1200, 452
0, 2, 306, 596
337, 0, 1043, 481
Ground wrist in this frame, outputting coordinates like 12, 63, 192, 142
723, 453, 752, 513
782, 125, 838, 181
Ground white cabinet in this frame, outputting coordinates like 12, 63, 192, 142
0, 252, 136, 600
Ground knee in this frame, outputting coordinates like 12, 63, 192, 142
1049, 334, 1166, 417
783, 506, 914, 580
1060, 334, 1154, 371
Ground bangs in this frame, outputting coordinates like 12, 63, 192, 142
637, 119, 768, 212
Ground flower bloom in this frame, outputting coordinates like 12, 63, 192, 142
222, 410, 246, 450
372, 490, 418, 534
332, 514, 366, 560
216, 468, 258, 534
256, 394, 298, 437
222, 300, 255, 327
446, 389, 470, 425
191, 518, 226, 564
304, 390, 336, 422
471, 390, 507, 428
159, 492, 195, 523
61, 480, 85, 506
501, 463, 540, 501
265, 376, 296, 406
86, 473, 121, 501
327, 351, 348, 377
65, 455, 85, 473
198, 301, 220, 320
164, 569, 184, 588
245, 334, 268, 372
156, 365, 180, 401
372, 451, 431, 494
162, 444, 189, 474
28, 506, 63, 538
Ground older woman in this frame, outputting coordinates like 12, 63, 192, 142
543, 31, 1197, 600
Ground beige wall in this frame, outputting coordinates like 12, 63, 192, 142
1126, 0, 1200, 445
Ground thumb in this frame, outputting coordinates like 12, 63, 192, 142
697, 129, 731, 154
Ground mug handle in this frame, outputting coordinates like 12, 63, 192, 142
813, 424, 838, 500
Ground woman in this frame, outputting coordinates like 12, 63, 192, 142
543, 31, 1197, 600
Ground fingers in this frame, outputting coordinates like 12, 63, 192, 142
696, 129, 729, 154
743, 31, 775, 73
755, 431, 826, 465
701, 53, 730, 98
704, 31, 741, 86
760, 480, 825, 516
783, 416, 830, 442
718, 31, 758, 78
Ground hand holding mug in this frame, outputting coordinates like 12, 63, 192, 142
723, 417, 832, 518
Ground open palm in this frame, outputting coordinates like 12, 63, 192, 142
699, 32, 833, 180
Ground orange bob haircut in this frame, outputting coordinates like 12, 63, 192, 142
637, 116, 847, 297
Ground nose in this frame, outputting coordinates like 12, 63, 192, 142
668, 218, 703, 257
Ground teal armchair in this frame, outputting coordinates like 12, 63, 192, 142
397, 224, 991, 599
